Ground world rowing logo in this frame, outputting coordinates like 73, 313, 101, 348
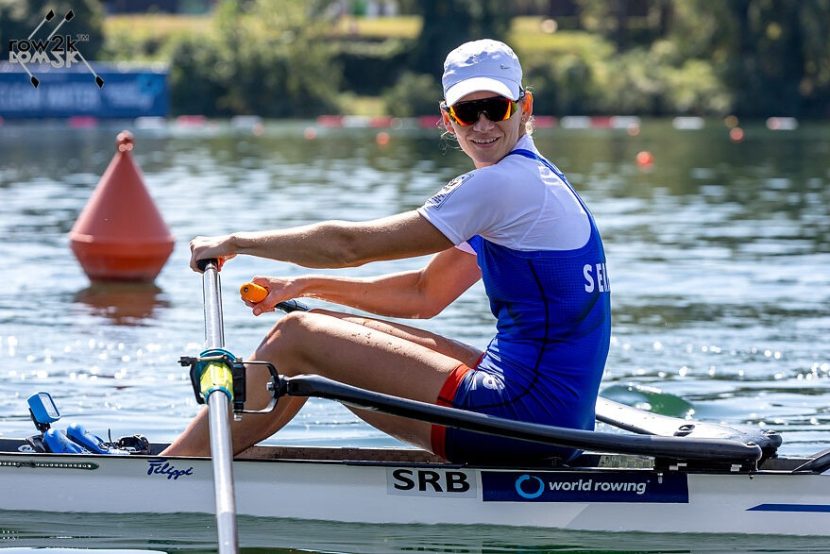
514, 474, 545, 499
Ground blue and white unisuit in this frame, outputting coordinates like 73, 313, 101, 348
417, 135, 611, 463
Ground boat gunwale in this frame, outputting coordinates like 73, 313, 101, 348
0, 439, 817, 474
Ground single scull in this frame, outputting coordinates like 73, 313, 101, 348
2, 385, 829, 536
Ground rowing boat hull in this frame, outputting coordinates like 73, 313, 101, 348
1, 443, 827, 536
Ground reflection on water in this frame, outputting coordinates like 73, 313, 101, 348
1, 511, 827, 554
74, 282, 170, 324
1, 120, 829, 552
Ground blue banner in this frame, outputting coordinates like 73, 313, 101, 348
0, 63, 168, 119
482, 471, 689, 503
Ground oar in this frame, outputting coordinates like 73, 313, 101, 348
280, 374, 762, 464
199, 259, 239, 554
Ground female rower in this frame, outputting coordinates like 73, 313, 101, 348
163, 39, 611, 464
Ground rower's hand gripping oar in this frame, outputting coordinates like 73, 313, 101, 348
240, 281, 308, 313
187, 258, 239, 554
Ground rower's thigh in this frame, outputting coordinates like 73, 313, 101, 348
257, 311, 463, 405
311, 308, 482, 367
345, 409, 434, 452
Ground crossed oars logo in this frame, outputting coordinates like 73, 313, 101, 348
9, 9, 104, 89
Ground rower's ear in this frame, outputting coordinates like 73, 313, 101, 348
440, 104, 455, 134
521, 91, 534, 118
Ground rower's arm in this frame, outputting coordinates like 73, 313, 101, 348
228, 211, 452, 269
288, 247, 481, 318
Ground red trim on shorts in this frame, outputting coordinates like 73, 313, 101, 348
431, 354, 483, 459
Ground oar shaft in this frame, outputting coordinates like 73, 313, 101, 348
284, 375, 763, 465
199, 260, 239, 554
208, 392, 238, 553
202, 264, 225, 348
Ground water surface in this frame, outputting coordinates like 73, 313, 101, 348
0, 119, 828, 552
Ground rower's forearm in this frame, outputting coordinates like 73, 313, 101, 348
296, 273, 437, 318
231, 221, 366, 269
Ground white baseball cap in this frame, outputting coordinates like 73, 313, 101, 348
442, 39, 523, 106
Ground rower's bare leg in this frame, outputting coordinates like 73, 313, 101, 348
306, 310, 484, 445
161, 373, 308, 457
253, 311, 470, 449
312, 308, 482, 367
162, 310, 480, 457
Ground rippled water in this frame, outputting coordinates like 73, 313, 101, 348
4, 510, 830, 554
0, 119, 829, 552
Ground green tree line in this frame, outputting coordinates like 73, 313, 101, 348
2, 0, 829, 118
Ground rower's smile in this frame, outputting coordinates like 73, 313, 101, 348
470, 136, 500, 146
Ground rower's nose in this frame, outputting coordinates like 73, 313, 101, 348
472, 112, 495, 131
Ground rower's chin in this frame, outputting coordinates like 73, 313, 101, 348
469, 138, 503, 163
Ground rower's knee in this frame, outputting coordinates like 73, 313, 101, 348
255, 311, 326, 369
260, 311, 308, 348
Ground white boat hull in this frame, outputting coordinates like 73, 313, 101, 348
1, 444, 828, 536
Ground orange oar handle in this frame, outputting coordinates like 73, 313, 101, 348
240, 282, 309, 313
240, 282, 268, 303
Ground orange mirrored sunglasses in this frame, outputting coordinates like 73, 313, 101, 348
441, 93, 524, 126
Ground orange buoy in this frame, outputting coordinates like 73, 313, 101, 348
636, 150, 654, 167
69, 131, 174, 282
